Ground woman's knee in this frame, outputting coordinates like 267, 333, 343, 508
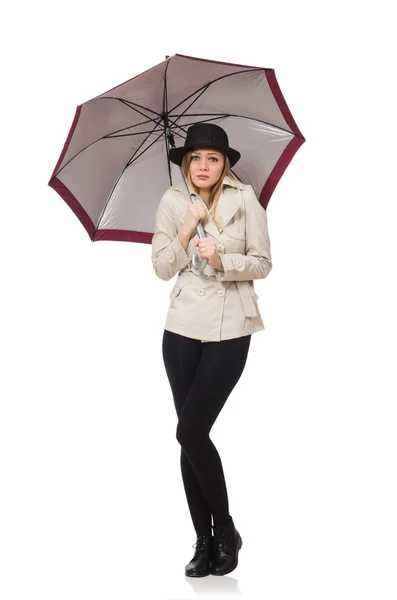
176, 418, 207, 450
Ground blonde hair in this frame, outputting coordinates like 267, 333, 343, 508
181, 149, 238, 232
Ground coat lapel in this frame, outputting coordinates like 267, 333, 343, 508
174, 175, 244, 245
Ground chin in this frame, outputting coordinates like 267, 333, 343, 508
196, 180, 212, 188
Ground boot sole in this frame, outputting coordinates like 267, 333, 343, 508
210, 536, 242, 576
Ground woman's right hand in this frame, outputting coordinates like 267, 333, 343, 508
181, 201, 208, 236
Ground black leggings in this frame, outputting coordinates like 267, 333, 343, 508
162, 329, 251, 537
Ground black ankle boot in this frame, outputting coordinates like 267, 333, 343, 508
185, 534, 214, 577
210, 517, 242, 576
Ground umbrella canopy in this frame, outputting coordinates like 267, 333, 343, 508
48, 53, 305, 243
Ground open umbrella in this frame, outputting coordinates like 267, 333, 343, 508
48, 53, 305, 263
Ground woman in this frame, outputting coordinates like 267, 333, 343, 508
151, 123, 272, 577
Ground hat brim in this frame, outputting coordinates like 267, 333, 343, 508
169, 145, 241, 168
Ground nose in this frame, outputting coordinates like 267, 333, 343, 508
198, 158, 209, 170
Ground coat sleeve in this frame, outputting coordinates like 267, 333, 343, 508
151, 190, 192, 281
215, 185, 272, 282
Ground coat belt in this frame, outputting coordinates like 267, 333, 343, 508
179, 269, 258, 318
235, 281, 258, 318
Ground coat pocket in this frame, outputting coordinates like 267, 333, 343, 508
222, 231, 246, 256
223, 223, 245, 241
170, 274, 193, 307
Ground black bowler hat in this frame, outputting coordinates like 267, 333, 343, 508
168, 123, 241, 168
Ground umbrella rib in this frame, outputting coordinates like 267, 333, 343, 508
171, 112, 304, 139
105, 115, 161, 137
124, 127, 168, 168
168, 68, 262, 114
51, 113, 163, 180
167, 70, 268, 136
170, 84, 211, 125
106, 128, 171, 138
99, 96, 161, 119
114, 125, 186, 171
94, 117, 165, 232
125, 128, 184, 167
125, 120, 166, 167
169, 114, 229, 132
108, 127, 187, 142
164, 111, 297, 146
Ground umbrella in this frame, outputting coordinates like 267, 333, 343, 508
48, 53, 305, 266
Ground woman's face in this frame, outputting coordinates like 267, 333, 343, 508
189, 147, 225, 192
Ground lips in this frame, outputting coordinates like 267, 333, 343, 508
197, 175, 209, 180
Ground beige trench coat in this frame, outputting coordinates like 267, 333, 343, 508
151, 175, 272, 342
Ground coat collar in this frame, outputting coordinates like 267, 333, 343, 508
173, 174, 244, 244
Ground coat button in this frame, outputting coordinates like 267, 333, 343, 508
166, 251, 172, 258
235, 259, 243, 267
217, 244, 224, 252
199, 288, 205, 296
217, 290, 225, 297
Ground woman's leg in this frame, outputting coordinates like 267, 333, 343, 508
162, 329, 212, 536
175, 334, 251, 528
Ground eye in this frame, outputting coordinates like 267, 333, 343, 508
191, 154, 220, 162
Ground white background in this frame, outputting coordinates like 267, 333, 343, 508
1, 1, 396, 599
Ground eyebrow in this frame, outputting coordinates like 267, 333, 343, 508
192, 151, 222, 156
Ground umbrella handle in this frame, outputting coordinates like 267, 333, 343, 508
192, 223, 208, 271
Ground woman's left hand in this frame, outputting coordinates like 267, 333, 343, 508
194, 237, 223, 270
